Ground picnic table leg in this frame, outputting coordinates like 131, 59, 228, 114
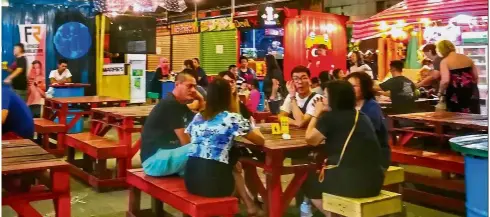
265, 152, 285, 217
128, 187, 141, 215
51, 169, 70, 217
117, 118, 134, 178
59, 104, 68, 130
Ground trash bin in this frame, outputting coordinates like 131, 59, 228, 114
450, 134, 488, 217
54, 109, 84, 134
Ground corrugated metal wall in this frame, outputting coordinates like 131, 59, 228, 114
147, 27, 171, 71
172, 34, 200, 72
200, 31, 237, 75
284, 11, 348, 80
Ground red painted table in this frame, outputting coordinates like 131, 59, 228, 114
389, 111, 488, 147
90, 105, 155, 174
235, 123, 316, 217
2, 139, 70, 217
388, 112, 487, 213
43, 96, 128, 132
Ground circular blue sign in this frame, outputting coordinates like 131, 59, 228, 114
54, 22, 92, 59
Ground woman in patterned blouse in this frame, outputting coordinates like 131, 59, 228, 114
184, 78, 265, 216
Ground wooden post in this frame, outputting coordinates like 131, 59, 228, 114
377, 37, 386, 80
386, 38, 394, 78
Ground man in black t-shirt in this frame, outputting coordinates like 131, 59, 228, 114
378, 60, 416, 114
140, 71, 205, 177
4, 43, 28, 100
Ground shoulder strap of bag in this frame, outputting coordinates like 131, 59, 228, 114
318, 110, 360, 182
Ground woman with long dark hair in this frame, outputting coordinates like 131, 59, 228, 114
184, 78, 265, 216
349, 51, 373, 79
303, 80, 384, 216
263, 54, 286, 114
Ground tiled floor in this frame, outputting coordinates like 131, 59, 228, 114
2, 122, 464, 217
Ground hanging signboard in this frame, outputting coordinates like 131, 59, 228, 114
234, 17, 260, 29
257, 6, 285, 28
102, 63, 126, 76
171, 22, 199, 35
423, 25, 462, 45
200, 17, 236, 32
18, 24, 46, 75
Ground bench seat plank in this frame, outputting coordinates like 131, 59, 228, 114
127, 169, 239, 217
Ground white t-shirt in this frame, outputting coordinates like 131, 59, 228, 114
350, 64, 373, 79
49, 69, 72, 81
280, 92, 324, 116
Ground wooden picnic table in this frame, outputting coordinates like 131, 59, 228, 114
43, 96, 128, 132
89, 105, 154, 178
2, 139, 70, 217
235, 123, 316, 217
388, 111, 488, 146
388, 112, 487, 213
377, 97, 439, 114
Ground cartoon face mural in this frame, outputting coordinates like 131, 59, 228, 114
305, 31, 334, 77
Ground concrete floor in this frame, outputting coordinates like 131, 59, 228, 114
2, 121, 465, 217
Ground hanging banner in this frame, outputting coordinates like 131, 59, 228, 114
200, 18, 236, 32
18, 24, 46, 75
171, 22, 199, 35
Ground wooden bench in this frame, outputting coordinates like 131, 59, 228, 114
390, 146, 466, 213
322, 166, 404, 217
33, 118, 67, 155
65, 132, 128, 191
126, 169, 239, 217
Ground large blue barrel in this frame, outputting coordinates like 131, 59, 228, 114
465, 156, 488, 217
450, 135, 488, 217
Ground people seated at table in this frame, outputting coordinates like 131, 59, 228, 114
263, 54, 286, 115
246, 79, 261, 113
230, 64, 246, 92
345, 72, 390, 169
184, 78, 265, 216
140, 71, 205, 177
181, 68, 207, 100
2, 84, 34, 139
218, 71, 252, 120
376, 60, 416, 114
318, 70, 333, 95
303, 80, 384, 216
332, 68, 345, 80
311, 77, 323, 95
4, 43, 27, 100
239, 56, 257, 83
49, 59, 72, 85
27, 60, 46, 118
436, 40, 480, 114
279, 66, 324, 128
193, 58, 208, 88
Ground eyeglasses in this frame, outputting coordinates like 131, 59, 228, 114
292, 76, 309, 82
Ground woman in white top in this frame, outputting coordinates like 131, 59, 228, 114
349, 51, 373, 79
49, 59, 72, 84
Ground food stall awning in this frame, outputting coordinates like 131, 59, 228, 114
352, 0, 488, 40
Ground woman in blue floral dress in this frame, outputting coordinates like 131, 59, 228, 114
184, 78, 265, 216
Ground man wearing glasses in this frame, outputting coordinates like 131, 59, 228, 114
279, 66, 325, 128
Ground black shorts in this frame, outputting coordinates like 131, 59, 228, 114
184, 147, 241, 198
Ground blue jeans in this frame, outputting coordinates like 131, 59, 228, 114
142, 145, 191, 177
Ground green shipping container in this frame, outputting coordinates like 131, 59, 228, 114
201, 31, 237, 75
